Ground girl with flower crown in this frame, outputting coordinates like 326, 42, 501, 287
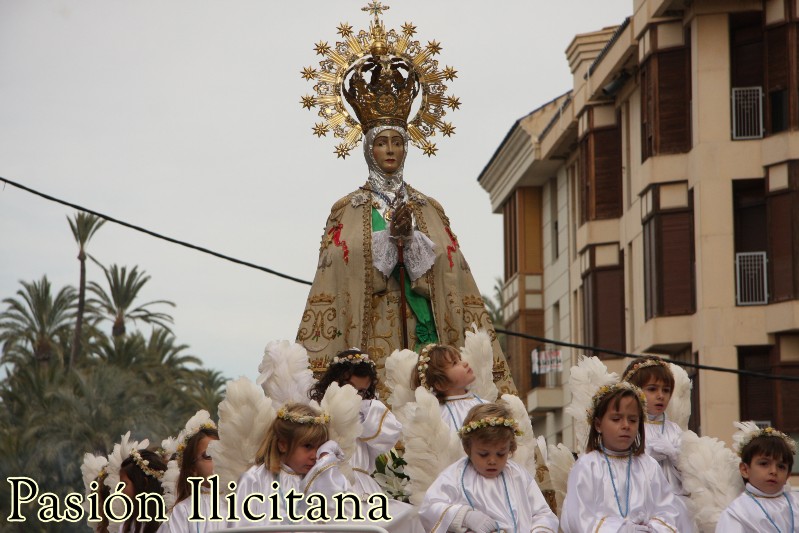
158, 410, 229, 532
412, 343, 485, 432
419, 401, 559, 533
622, 356, 691, 505
715, 422, 799, 532
105, 432, 168, 533
560, 383, 692, 533
232, 402, 353, 528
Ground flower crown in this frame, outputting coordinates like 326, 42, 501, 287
417, 344, 436, 391
586, 381, 647, 425
332, 350, 376, 367
176, 421, 217, 468
733, 421, 798, 457
130, 448, 164, 480
623, 357, 668, 382
277, 407, 330, 425
458, 416, 523, 438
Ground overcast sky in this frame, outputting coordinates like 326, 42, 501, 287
0, 0, 632, 382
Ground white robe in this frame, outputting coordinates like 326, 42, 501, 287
440, 393, 485, 432
645, 415, 686, 495
353, 399, 423, 533
157, 491, 230, 532
716, 483, 799, 532
230, 442, 351, 528
418, 456, 559, 533
560, 450, 691, 533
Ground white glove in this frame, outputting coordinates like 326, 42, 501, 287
316, 440, 344, 461
648, 439, 678, 463
462, 509, 498, 533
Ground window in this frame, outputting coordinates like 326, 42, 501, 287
582, 245, 625, 356
642, 183, 695, 320
767, 161, 799, 302
503, 193, 518, 280
640, 30, 692, 161
578, 107, 622, 224
550, 180, 559, 262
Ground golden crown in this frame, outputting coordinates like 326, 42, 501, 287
300, 2, 460, 159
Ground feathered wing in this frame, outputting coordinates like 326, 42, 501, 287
402, 387, 463, 505
461, 324, 499, 402
564, 355, 618, 454
665, 362, 692, 430
678, 430, 743, 533
257, 339, 316, 405
81, 453, 108, 532
209, 377, 276, 489
161, 460, 180, 511
731, 420, 761, 455
546, 442, 576, 517
320, 382, 363, 464
384, 348, 419, 411
105, 431, 149, 492
500, 393, 536, 474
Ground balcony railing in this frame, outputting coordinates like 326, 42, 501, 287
736, 251, 768, 305
731, 87, 764, 140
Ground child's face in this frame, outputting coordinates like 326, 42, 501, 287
468, 437, 510, 479
595, 395, 640, 453
346, 374, 372, 398
437, 353, 475, 394
119, 470, 135, 498
192, 435, 216, 483
281, 441, 319, 475
641, 379, 672, 416
740, 453, 790, 495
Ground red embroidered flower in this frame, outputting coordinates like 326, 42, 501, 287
445, 227, 459, 269
328, 223, 349, 264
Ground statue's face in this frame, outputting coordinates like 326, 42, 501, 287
371, 129, 405, 174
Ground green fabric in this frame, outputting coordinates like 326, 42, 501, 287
371, 208, 439, 349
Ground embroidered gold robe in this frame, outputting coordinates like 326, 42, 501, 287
297, 183, 515, 395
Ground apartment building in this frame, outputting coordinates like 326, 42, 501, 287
478, 0, 799, 456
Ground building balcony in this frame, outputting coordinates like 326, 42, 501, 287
527, 385, 568, 415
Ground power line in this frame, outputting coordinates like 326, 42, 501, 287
3, 175, 797, 382
0, 176, 312, 286
496, 328, 799, 382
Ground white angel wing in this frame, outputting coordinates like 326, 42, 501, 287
564, 355, 618, 454
384, 348, 418, 411
546, 442, 576, 517
402, 387, 463, 505
461, 324, 499, 402
81, 453, 108, 493
161, 459, 180, 511
665, 363, 692, 430
731, 420, 761, 455
678, 430, 743, 533
500, 393, 536, 475
104, 431, 149, 492
257, 339, 316, 405
320, 382, 363, 464
209, 377, 276, 489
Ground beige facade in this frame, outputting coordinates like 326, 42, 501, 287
479, 0, 799, 456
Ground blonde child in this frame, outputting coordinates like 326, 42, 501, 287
561, 383, 691, 532
158, 413, 228, 532
232, 402, 351, 527
716, 424, 798, 531
413, 343, 483, 431
419, 402, 559, 533
622, 356, 687, 497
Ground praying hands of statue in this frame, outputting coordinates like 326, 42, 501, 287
390, 201, 413, 240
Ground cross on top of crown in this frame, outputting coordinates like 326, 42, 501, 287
362, 2, 389, 18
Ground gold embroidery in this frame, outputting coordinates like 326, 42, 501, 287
430, 504, 456, 533
595, 516, 608, 532
308, 293, 335, 305
303, 461, 338, 493
358, 407, 390, 442
361, 194, 373, 349
651, 517, 677, 532
645, 419, 665, 425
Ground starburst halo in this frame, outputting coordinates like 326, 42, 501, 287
299, 2, 460, 159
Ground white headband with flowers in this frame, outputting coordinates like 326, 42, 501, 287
417, 344, 438, 391
622, 357, 668, 382
277, 406, 330, 425
732, 420, 798, 457
458, 416, 524, 438
332, 349, 376, 367
587, 381, 647, 425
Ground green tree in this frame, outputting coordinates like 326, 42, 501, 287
0, 276, 76, 365
482, 276, 506, 352
67, 212, 106, 369
87, 264, 174, 337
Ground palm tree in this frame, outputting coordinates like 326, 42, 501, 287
0, 276, 76, 366
187, 368, 227, 414
482, 276, 506, 352
67, 212, 105, 369
87, 264, 174, 337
